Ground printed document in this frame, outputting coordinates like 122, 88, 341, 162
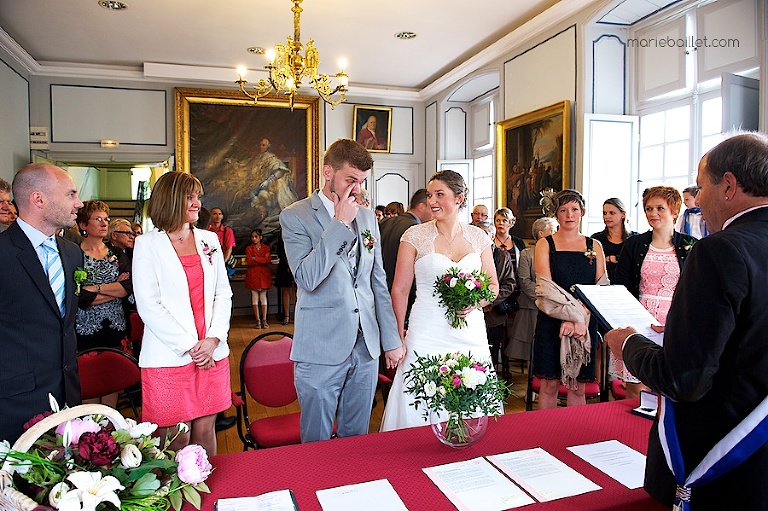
487, 447, 601, 502
422, 457, 534, 511
567, 440, 646, 489
315, 479, 408, 511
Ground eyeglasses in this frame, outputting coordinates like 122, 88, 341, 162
114, 230, 136, 237
90, 216, 110, 223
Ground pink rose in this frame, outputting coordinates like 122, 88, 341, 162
56, 418, 101, 444
452, 375, 462, 387
439, 365, 449, 373
473, 363, 486, 372
474, 280, 482, 288
444, 275, 451, 283
175, 444, 212, 484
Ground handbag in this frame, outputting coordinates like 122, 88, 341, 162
492, 293, 519, 314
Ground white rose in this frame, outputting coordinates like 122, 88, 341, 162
124, 418, 158, 438
423, 381, 437, 397
464, 279, 475, 290
449, 277, 458, 288
48, 481, 70, 509
120, 444, 142, 468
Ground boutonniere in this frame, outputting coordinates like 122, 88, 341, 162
683, 238, 696, 251
73, 267, 89, 295
107, 253, 119, 266
201, 240, 218, 265
584, 248, 597, 264
361, 229, 376, 253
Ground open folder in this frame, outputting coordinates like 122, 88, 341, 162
572, 284, 664, 345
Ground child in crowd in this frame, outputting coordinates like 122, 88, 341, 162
675, 185, 708, 239
244, 229, 273, 328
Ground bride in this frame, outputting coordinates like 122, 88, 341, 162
380, 170, 500, 431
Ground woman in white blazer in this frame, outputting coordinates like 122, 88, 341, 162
133, 172, 232, 455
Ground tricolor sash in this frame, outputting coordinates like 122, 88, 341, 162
658, 395, 768, 510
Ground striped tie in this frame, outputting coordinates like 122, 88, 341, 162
43, 238, 66, 317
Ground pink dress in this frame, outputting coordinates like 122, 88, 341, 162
141, 254, 231, 426
613, 245, 680, 383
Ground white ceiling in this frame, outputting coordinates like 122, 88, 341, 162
0, 0, 566, 92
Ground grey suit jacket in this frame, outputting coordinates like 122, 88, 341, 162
279, 191, 400, 365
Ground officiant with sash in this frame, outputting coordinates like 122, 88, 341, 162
606, 132, 768, 510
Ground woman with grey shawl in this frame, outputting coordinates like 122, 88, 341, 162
533, 189, 608, 409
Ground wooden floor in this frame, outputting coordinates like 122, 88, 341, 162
201, 314, 534, 455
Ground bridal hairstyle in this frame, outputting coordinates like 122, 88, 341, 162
428, 170, 468, 209
148, 171, 204, 233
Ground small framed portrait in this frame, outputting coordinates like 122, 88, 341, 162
353, 105, 392, 153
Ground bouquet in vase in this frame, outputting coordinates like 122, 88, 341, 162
433, 267, 495, 328
0, 400, 211, 511
404, 352, 508, 445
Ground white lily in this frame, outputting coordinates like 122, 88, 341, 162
59, 472, 124, 511
49, 393, 61, 413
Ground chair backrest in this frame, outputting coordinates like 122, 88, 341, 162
240, 332, 296, 408
77, 348, 141, 400
128, 312, 144, 344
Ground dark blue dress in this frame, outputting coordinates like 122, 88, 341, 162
533, 235, 598, 381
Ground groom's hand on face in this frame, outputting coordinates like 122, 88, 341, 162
332, 183, 359, 226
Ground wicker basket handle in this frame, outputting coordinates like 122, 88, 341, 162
12, 404, 129, 454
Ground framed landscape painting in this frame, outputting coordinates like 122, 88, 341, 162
496, 100, 571, 239
174, 87, 319, 252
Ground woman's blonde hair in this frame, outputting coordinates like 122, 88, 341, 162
147, 172, 203, 232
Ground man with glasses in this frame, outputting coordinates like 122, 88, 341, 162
0, 177, 12, 232
471, 204, 489, 227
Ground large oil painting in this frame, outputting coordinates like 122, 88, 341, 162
174, 87, 319, 253
496, 100, 570, 239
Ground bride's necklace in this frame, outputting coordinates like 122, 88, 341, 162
437, 224, 462, 258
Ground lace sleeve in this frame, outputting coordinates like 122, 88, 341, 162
465, 224, 493, 254
401, 221, 436, 261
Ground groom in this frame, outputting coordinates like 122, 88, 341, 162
280, 139, 404, 443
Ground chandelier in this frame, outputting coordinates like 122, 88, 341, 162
235, 0, 348, 109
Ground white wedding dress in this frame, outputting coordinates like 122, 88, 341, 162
380, 221, 498, 431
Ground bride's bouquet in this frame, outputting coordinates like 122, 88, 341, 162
433, 267, 495, 328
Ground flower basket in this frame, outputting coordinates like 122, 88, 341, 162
0, 404, 128, 511
1, 403, 211, 511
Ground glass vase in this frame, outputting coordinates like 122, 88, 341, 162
429, 410, 488, 448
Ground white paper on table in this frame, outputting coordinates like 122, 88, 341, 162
567, 440, 646, 489
487, 447, 601, 502
315, 479, 408, 511
573, 284, 664, 345
215, 489, 297, 511
422, 457, 534, 511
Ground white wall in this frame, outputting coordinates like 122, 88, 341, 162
0, 55, 29, 182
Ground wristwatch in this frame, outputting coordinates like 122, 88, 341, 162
97, 283, 101, 293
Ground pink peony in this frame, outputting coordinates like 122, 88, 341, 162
56, 418, 101, 444
439, 365, 449, 373
473, 363, 486, 372
452, 374, 462, 387
474, 280, 482, 288
175, 444, 212, 484
444, 275, 451, 283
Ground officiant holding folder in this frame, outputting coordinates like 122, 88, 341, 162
605, 133, 768, 510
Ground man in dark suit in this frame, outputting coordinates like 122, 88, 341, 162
379, 189, 432, 291
0, 163, 84, 442
606, 133, 768, 510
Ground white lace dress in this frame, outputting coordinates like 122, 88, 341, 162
380, 221, 499, 431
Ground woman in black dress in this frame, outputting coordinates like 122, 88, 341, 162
590, 198, 634, 283
274, 229, 296, 325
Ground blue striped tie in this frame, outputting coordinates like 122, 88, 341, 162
43, 238, 66, 317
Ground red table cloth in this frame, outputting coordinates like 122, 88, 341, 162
194, 400, 666, 510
